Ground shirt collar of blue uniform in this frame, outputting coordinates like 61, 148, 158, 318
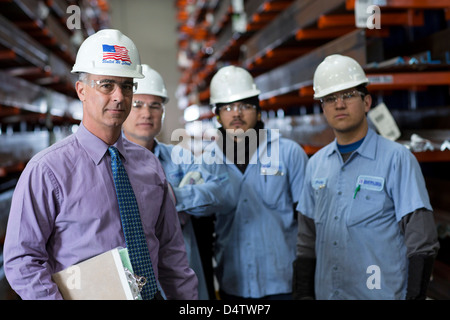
337, 137, 365, 153
76, 122, 128, 165
327, 127, 377, 161
152, 139, 161, 158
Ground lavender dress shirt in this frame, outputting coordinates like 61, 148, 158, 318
3, 123, 198, 300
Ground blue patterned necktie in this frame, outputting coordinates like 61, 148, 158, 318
108, 146, 158, 300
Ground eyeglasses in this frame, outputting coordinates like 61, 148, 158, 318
320, 89, 364, 106
132, 100, 164, 113
219, 103, 257, 113
87, 79, 137, 96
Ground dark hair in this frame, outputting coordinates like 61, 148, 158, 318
356, 84, 369, 98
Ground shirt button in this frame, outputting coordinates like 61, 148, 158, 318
337, 191, 342, 195
334, 216, 338, 220
333, 241, 338, 246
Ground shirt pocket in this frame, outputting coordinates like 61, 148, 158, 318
261, 165, 288, 208
347, 189, 386, 227
313, 186, 329, 224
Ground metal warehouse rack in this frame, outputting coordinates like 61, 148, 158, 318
175, 0, 450, 299
0, 0, 110, 299
0, 0, 449, 300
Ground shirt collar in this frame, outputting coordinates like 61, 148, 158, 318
76, 123, 127, 165
152, 139, 161, 157
327, 127, 377, 160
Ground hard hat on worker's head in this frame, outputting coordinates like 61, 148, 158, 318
71, 29, 144, 78
209, 65, 261, 106
313, 54, 369, 99
134, 64, 169, 103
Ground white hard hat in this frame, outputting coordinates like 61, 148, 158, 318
209, 65, 260, 105
313, 54, 369, 99
134, 64, 169, 103
71, 29, 144, 78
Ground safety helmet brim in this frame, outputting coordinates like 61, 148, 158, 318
313, 79, 369, 99
134, 64, 169, 103
211, 90, 260, 106
313, 54, 369, 99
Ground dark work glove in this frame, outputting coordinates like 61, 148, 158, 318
292, 257, 316, 300
406, 254, 435, 300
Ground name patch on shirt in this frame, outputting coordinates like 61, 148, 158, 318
260, 163, 284, 176
356, 175, 384, 191
312, 178, 327, 190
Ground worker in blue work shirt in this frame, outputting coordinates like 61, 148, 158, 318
202, 66, 308, 299
122, 64, 231, 300
293, 54, 440, 300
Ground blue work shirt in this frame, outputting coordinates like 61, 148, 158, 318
154, 141, 229, 215
202, 129, 308, 298
153, 141, 231, 299
297, 128, 432, 300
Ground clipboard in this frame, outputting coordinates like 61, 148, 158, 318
52, 247, 143, 300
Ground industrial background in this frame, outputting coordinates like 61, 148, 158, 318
0, 0, 449, 300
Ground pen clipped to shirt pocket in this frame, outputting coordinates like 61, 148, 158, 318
261, 163, 287, 208
348, 175, 386, 227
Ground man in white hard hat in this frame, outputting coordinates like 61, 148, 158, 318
122, 64, 230, 299
293, 54, 439, 300
201, 65, 309, 299
4, 29, 197, 300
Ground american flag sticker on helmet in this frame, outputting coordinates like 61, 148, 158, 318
102, 44, 131, 63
